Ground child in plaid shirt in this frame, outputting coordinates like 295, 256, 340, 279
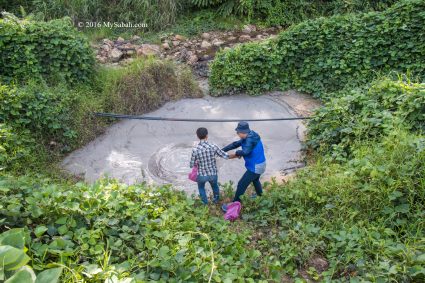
190, 127, 229, 204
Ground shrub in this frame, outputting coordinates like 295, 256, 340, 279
0, 82, 77, 146
210, 0, 425, 97
0, 14, 95, 85
102, 59, 202, 115
0, 176, 262, 282
307, 78, 425, 156
241, 129, 425, 281
0, 123, 38, 171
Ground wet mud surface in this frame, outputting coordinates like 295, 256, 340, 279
62, 94, 306, 195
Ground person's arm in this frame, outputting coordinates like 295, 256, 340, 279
235, 137, 257, 157
189, 149, 197, 168
214, 145, 229, 159
222, 140, 242, 152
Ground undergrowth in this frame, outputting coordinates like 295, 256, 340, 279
210, 0, 425, 97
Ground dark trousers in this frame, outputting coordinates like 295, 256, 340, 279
233, 170, 263, 202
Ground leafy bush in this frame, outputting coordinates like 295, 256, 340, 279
0, 229, 63, 282
241, 129, 425, 281
307, 78, 425, 156
210, 0, 425, 96
0, 176, 263, 282
0, 123, 37, 171
0, 82, 77, 146
0, 14, 94, 85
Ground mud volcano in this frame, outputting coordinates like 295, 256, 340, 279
62, 94, 305, 195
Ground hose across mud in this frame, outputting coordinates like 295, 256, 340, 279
94, 112, 311, 122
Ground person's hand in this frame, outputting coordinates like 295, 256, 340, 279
229, 153, 238, 159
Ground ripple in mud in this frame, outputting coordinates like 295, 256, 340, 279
148, 143, 193, 184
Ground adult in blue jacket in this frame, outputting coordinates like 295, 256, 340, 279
222, 121, 266, 210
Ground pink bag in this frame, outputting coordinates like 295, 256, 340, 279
224, 201, 241, 221
188, 165, 198, 182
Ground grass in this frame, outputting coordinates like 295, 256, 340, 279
83, 9, 245, 43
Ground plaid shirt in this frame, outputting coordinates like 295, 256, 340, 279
190, 140, 229, 176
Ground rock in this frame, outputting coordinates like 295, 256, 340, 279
118, 43, 136, 51
172, 40, 180, 47
132, 35, 141, 41
201, 40, 212, 49
201, 32, 211, 40
256, 34, 263, 40
117, 37, 125, 43
187, 54, 198, 65
103, 38, 114, 46
101, 44, 111, 52
242, 24, 256, 34
183, 42, 190, 48
307, 256, 329, 274
110, 48, 123, 62
239, 35, 251, 42
175, 34, 186, 41
162, 42, 170, 50
202, 54, 212, 61
136, 44, 161, 56
227, 36, 237, 41
212, 39, 225, 47
126, 50, 135, 55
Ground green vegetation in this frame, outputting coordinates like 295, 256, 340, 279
0, 228, 63, 283
2, 0, 397, 37
308, 77, 425, 156
210, 0, 425, 96
0, 14, 94, 85
190, 0, 396, 24
1, 78, 424, 281
0, 59, 201, 173
0, 16, 201, 173
1, 0, 424, 282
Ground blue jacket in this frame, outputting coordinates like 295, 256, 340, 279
222, 130, 266, 174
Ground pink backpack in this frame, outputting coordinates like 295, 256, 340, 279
188, 165, 198, 182
224, 201, 242, 221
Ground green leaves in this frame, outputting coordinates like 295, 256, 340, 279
35, 267, 63, 283
210, 0, 425, 97
0, 245, 30, 271
0, 17, 94, 85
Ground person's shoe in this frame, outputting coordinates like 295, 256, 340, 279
221, 204, 228, 212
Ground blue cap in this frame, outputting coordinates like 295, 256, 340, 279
235, 121, 250, 133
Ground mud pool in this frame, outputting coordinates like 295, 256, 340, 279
62, 94, 305, 195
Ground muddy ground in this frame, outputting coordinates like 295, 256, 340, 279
62, 89, 319, 195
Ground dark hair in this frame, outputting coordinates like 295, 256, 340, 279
196, 127, 208, 139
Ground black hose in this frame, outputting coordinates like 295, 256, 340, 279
94, 112, 311, 122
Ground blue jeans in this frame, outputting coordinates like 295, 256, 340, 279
233, 170, 263, 202
197, 175, 219, 204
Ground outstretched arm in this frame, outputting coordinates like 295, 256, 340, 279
235, 138, 257, 157
222, 140, 242, 152
214, 145, 229, 159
